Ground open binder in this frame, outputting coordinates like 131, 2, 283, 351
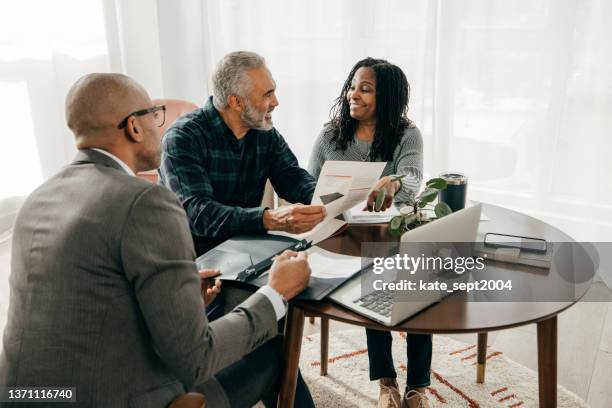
195, 234, 365, 300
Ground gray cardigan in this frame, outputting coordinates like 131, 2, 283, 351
308, 124, 423, 203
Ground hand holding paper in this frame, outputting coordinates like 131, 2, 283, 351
271, 161, 387, 244
263, 204, 327, 234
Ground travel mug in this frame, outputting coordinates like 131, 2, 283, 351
439, 173, 467, 212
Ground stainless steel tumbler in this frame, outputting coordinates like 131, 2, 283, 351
439, 173, 467, 212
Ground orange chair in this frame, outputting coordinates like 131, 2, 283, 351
168, 392, 205, 408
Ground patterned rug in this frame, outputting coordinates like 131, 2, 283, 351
297, 329, 588, 408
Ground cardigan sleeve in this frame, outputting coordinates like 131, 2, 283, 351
392, 126, 424, 203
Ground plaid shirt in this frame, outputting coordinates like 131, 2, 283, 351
159, 96, 315, 251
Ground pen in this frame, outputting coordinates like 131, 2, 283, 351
236, 240, 312, 282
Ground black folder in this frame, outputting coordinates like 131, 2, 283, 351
195, 234, 357, 300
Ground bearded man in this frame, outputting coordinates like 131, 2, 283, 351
159, 51, 326, 255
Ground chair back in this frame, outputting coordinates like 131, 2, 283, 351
168, 392, 205, 408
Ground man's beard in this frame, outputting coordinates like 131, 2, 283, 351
241, 102, 273, 131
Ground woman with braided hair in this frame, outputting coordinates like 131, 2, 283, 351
308, 58, 430, 408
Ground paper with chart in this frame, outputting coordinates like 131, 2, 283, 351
271, 161, 387, 244
311, 161, 387, 219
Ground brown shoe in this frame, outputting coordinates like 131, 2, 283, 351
401, 389, 430, 408
377, 380, 401, 408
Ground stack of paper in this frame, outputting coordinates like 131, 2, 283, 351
306, 246, 364, 279
343, 200, 400, 224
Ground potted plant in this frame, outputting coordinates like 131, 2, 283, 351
378, 177, 452, 237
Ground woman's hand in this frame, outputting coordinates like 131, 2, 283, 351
199, 269, 222, 306
366, 176, 401, 212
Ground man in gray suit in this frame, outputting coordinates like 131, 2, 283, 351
0, 73, 315, 408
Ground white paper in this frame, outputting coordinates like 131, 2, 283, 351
271, 161, 387, 244
344, 200, 400, 224
306, 246, 364, 279
269, 217, 346, 245
312, 161, 387, 219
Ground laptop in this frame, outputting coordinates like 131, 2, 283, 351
328, 203, 482, 326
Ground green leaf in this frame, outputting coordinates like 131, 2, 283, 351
389, 216, 403, 230
375, 188, 386, 211
388, 215, 405, 237
434, 201, 452, 218
390, 174, 407, 182
388, 227, 403, 237
417, 188, 439, 205
426, 177, 447, 190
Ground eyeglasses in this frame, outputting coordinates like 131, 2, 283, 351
117, 105, 166, 129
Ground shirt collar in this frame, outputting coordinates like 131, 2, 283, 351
204, 96, 252, 150
91, 148, 136, 176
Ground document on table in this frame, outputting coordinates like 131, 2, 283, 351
271, 160, 387, 244
306, 246, 364, 279
344, 200, 400, 224
269, 216, 347, 245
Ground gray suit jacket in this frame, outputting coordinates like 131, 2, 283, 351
0, 149, 278, 407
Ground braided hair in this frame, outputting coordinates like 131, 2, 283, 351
329, 57, 413, 162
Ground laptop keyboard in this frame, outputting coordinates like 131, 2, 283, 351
353, 291, 393, 317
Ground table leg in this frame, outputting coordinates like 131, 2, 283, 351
537, 316, 557, 408
278, 305, 305, 408
320, 317, 329, 376
476, 332, 487, 384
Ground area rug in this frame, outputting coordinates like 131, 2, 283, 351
296, 329, 588, 408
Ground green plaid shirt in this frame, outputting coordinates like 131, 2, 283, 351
159, 96, 315, 252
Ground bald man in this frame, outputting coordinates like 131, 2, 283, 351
0, 73, 315, 408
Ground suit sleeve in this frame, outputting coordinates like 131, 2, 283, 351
120, 184, 278, 389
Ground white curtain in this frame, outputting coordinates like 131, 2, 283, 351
0, 0, 109, 199
1, 0, 611, 248
190, 0, 612, 245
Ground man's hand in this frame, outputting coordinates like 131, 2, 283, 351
199, 269, 222, 306
263, 204, 326, 233
267, 250, 311, 300
366, 176, 400, 212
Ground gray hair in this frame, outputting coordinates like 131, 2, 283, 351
212, 51, 266, 110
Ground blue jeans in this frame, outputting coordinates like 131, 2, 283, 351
366, 329, 432, 388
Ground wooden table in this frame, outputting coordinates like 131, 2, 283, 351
277, 203, 590, 408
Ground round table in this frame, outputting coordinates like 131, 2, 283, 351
278, 203, 591, 408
